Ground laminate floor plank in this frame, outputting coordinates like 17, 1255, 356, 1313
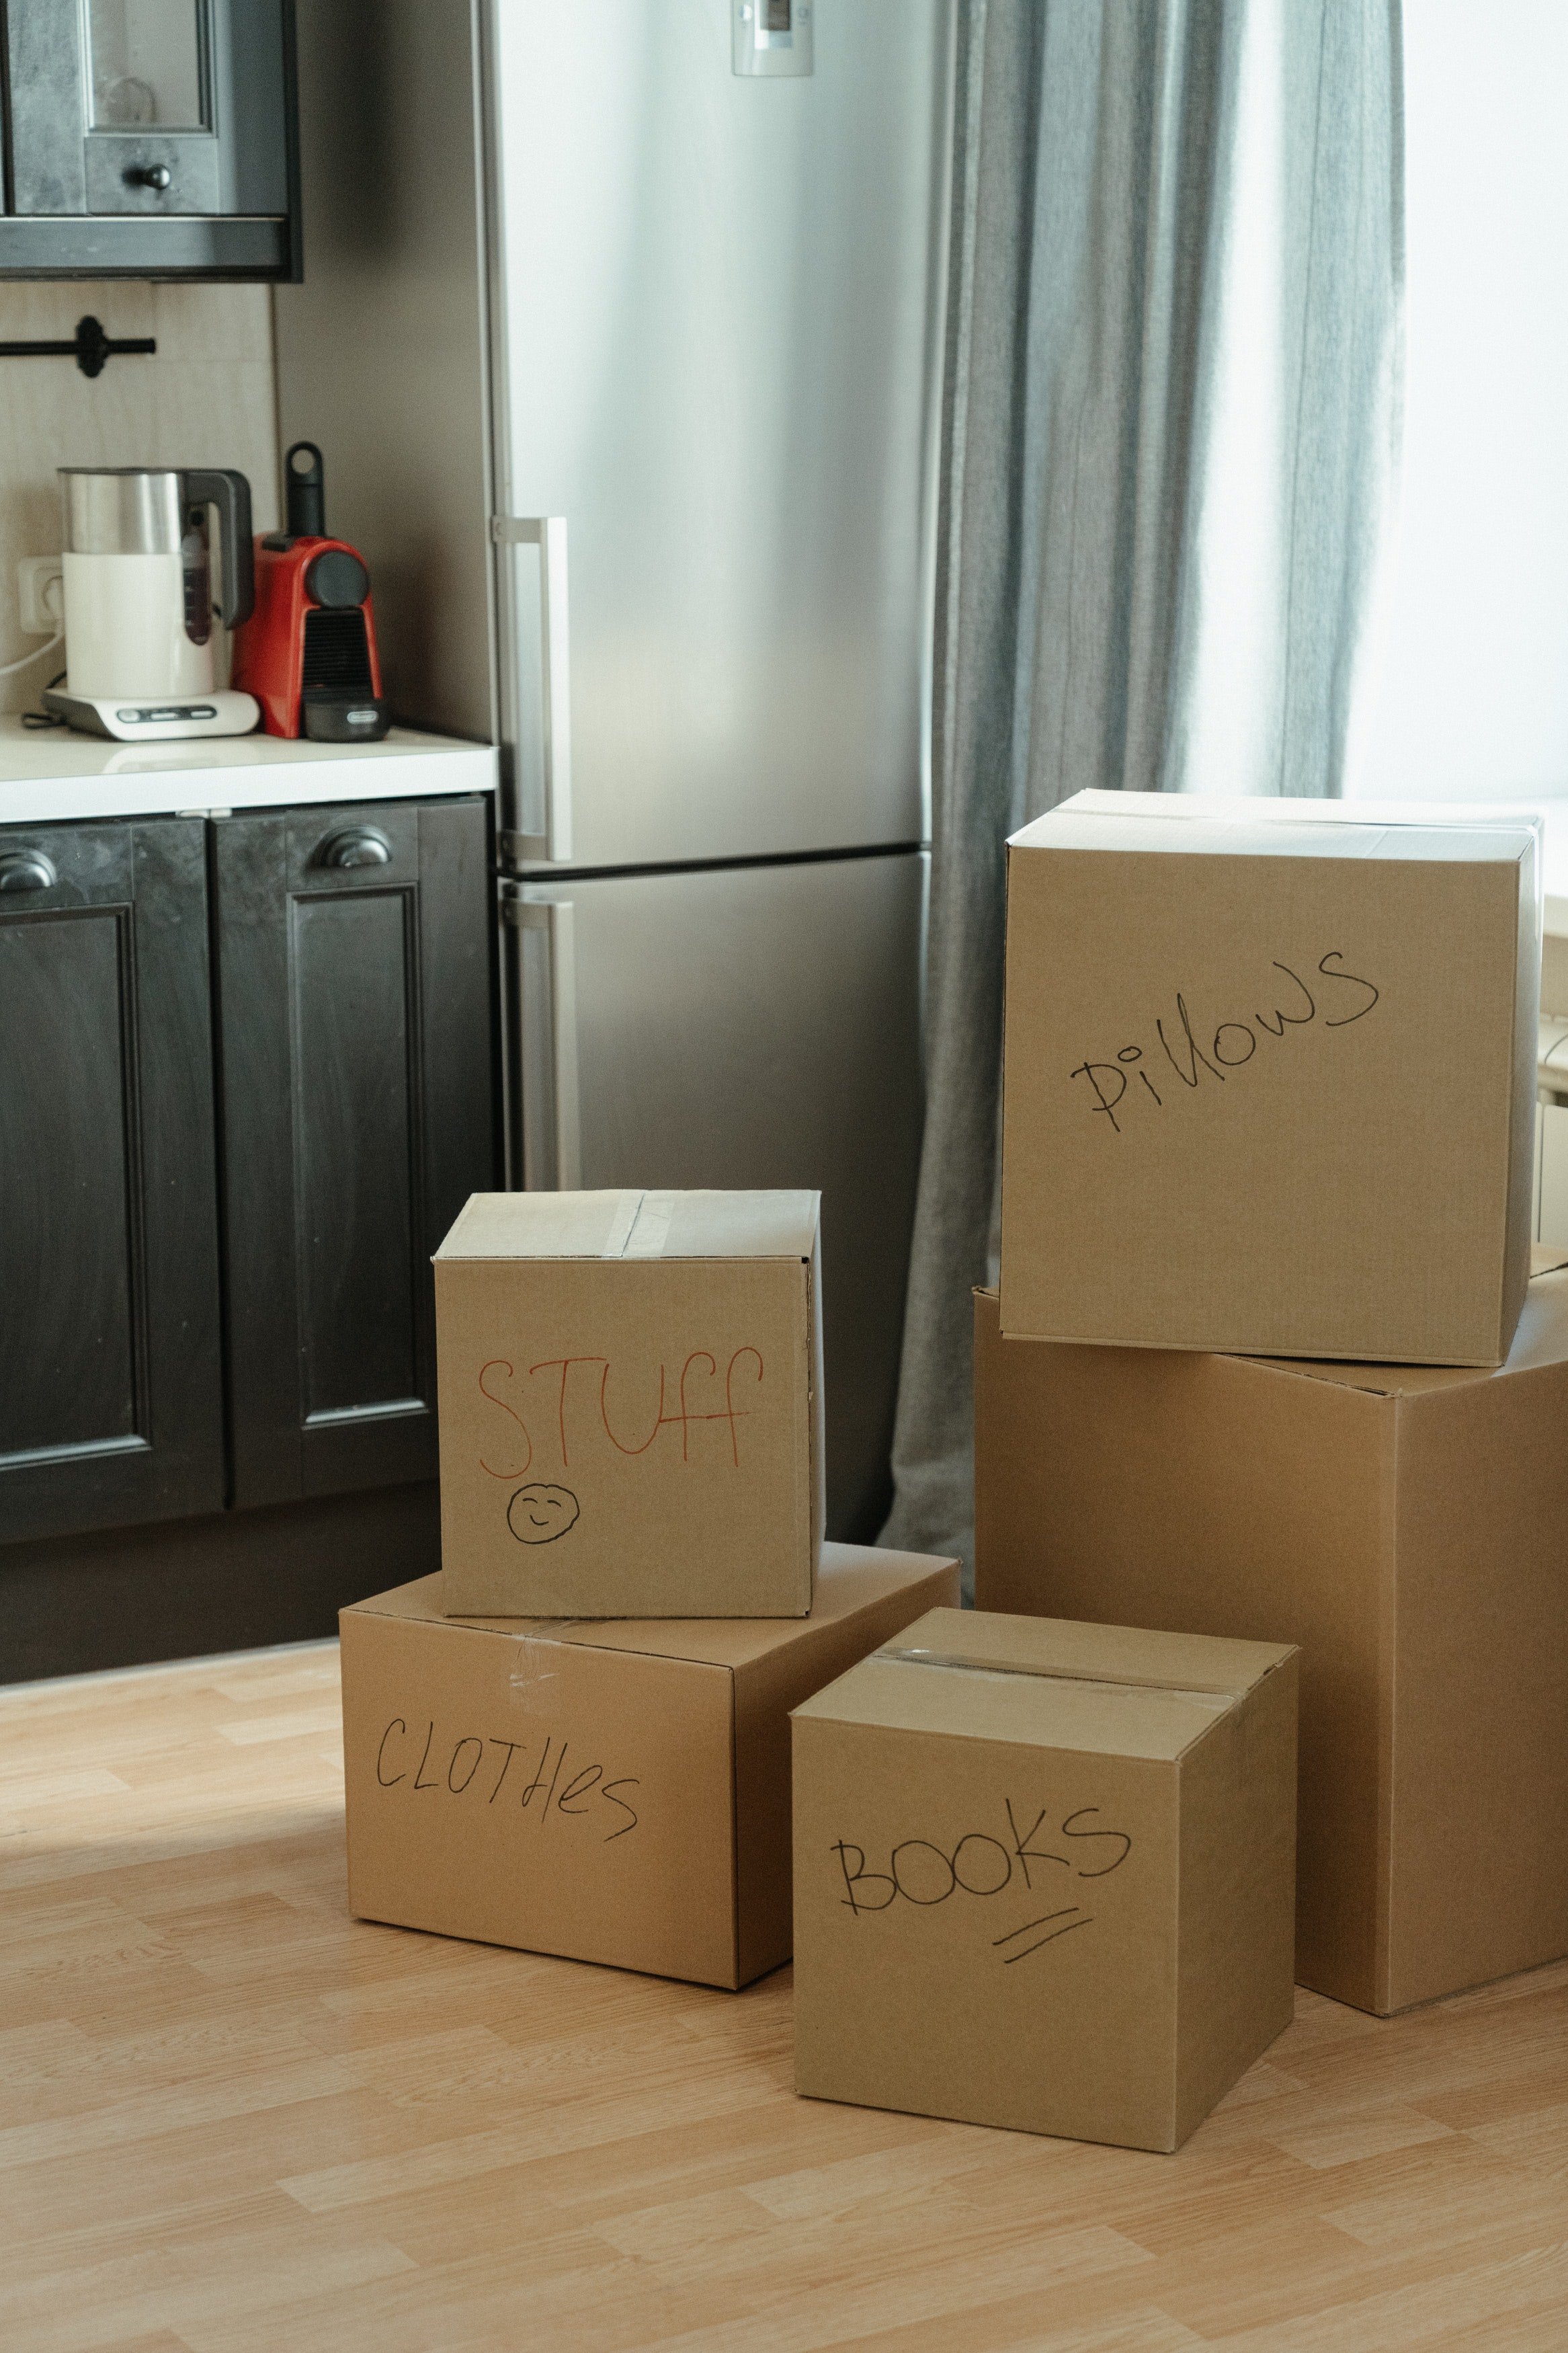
4, 1644, 1568, 2353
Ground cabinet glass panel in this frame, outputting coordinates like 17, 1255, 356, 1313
87, 0, 208, 130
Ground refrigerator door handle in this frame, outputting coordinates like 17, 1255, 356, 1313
493, 515, 573, 863
502, 893, 582, 1189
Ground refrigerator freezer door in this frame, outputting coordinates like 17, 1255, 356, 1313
491, 0, 950, 870
503, 850, 927, 1540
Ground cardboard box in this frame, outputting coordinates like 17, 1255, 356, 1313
434, 1189, 824, 1617
1000, 791, 1540, 1364
975, 1257, 1568, 2015
792, 1608, 1297, 2152
341, 1542, 959, 1989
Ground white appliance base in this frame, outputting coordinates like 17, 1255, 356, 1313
43, 688, 261, 743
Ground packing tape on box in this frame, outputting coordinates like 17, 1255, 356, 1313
876, 1642, 1237, 1714
507, 1620, 587, 1713
621, 1191, 677, 1257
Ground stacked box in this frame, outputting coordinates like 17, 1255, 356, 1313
434, 1188, 826, 1618
948, 789, 1563, 2024
342, 1545, 960, 1988
999, 791, 1539, 1363
974, 1263, 1568, 2014
343, 1182, 960, 1995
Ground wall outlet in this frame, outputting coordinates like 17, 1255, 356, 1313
17, 556, 64, 635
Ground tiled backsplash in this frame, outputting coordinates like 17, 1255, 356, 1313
0, 282, 280, 713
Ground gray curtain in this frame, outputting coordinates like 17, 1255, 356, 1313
882, 0, 1405, 1577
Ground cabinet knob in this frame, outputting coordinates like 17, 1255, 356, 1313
0, 850, 57, 893
318, 826, 392, 870
126, 163, 173, 191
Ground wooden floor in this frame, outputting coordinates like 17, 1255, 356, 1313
3, 1650, 1568, 2352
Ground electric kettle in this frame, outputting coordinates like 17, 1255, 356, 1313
44, 466, 260, 742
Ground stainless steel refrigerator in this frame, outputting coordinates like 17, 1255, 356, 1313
276, 0, 952, 1538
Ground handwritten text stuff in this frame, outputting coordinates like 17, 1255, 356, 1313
477, 1347, 767, 1549
1069, 951, 1380, 1134
831, 1798, 1132, 1966
374, 1712, 640, 1842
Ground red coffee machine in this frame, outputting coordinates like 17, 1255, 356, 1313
231, 442, 389, 741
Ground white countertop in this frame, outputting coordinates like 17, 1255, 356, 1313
0, 718, 497, 824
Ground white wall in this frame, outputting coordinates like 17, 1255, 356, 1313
1353, 0, 1568, 803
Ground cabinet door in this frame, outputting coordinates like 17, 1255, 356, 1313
5, 0, 290, 218
0, 819, 223, 1544
213, 797, 494, 1507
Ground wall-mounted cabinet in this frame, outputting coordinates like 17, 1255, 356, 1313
1, 0, 299, 279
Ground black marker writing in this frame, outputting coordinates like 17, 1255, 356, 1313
833, 1842, 894, 1913
993, 1907, 1093, 1964
1061, 1806, 1134, 1877
602, 1779, 641, 1840
376, 1719, 407, 1787
1254, 960, 1317, 1036
1157, 992, 1226, 1090
1070, 1061, 1132, 1131
1004, 1798, 1069, 1889
1070, 947, 1382, 1133
1318, 951, 1380, 1026
556, 1763, 602, 1815
488, 1739, 522, 1802
830, 1798, 1131, 1966
507, 1482, 581, 1546
1118, 1044, 1162, 1106
374, 1715, 641, 1843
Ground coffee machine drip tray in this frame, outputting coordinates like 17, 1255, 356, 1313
42, 688, 260, 744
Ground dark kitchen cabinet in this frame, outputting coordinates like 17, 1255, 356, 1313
0, 818, 224, 1543
0, 791, 493, 1661
1, 0, 299, 280
212, 797, 493, 1507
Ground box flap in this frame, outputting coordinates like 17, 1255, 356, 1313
976, 1248, 1568, 1398
1247, 1246, 1568, 1396
792, 1607, 1296, 1763
436, 1191, 642, 1260
1016, 788, 1541, 858
434, 1189, 819, 1263
1009, 792, 1536, 869
344, 1543, 955, 1671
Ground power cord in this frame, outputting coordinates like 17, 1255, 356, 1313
0, 631, 62, 679
9, 566, 67, 725
21, 668, 68, 729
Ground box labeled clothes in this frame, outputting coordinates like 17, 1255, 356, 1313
341, 1544, 958, 1989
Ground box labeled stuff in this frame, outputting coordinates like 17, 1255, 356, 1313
793, 1609, 1297, 2152
1001, 791, 1540, 1364
435, 1190, 823, 1617
341, 1544, 959, 1989
975, 1256, 1568, 2015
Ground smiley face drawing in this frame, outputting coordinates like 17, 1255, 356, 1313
507, 1482, 581, 1546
